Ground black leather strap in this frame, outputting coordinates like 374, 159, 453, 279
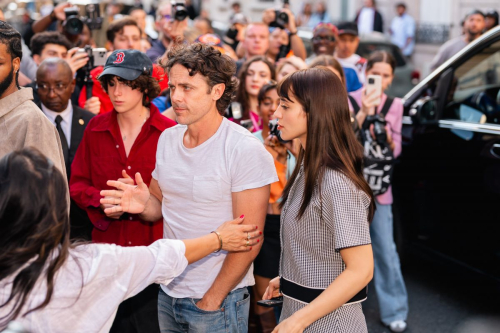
281, 277, 367, 304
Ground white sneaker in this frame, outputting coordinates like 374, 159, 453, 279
389, 320, 407, 332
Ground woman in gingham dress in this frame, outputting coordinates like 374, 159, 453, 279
262, 68, 375, 332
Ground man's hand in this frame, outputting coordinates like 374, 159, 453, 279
281, 8, 297, 32
196, 298, 223, 312
100, 172, 151, 215
53, 2, 72, 21
66, 47, 89, 75
84, 97, 101, 115
100, 198, 123, 219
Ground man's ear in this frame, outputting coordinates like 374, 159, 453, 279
106, 41, 114, 51
211, 83, 226, 101
32, 54, 41, 66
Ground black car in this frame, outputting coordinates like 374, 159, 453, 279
394, 25, 500, 282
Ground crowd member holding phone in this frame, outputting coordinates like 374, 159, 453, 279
348, 51, 408, 333
0, 148, 261, 333
69, 49, 176, 333
251, 82, 297, 331
262, 68, 375, 332
234, 56, 275, 132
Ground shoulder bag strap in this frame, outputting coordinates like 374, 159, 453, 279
348, 95, 360, 114
379, 96, 394, 118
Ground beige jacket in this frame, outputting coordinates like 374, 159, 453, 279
0, 88, 66, 175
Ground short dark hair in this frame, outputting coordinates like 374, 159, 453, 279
98, 73, 161, 107
466, 9, 485, 19
0, 21, 22, 61
396, 3, 406, 9
106, 17, 142, 43
366, 51, 396, 74
30, 32, 73, 57
161, 43, 237, 115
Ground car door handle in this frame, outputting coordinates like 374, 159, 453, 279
491, 144, 500, 158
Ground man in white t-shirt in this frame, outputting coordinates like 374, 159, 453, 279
102, 43, 277, 332
335, 21, 367, 84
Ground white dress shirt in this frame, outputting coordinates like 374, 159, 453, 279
358, 7, 375, 35
0, 239, 188, 333
390, 13, 416, 56
41, 102, 73, 148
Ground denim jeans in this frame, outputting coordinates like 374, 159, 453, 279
158, 287, 250, 333
370, 202, 409, 325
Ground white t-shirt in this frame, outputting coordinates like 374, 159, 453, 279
336, 54, 367, 84
152, 117, 278, 298
358, 7, 375, 35
0, 240, 187, 333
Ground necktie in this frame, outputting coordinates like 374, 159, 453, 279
55, 115, 69, 164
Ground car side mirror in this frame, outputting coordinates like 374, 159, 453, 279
409, 97, 438, 125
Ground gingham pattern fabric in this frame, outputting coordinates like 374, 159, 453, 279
279, 165, 371, 332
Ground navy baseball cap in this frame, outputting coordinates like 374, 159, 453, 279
337, 21, 358, 36
99, 49, 153, 81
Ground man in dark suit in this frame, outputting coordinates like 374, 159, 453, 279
36, 58, 95, 240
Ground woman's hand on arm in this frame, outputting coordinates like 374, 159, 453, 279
273, 245, 374, 332
182, 216, 262, 264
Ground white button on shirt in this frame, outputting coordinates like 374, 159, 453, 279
41, 103, 73, 148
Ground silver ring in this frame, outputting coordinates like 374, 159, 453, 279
247, 232, 250, 240
246, 240, 250, 247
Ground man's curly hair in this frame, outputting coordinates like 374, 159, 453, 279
160, 43, 237, 115
98, 74, 161, 107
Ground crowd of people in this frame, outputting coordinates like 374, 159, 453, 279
0, 1, 499, 333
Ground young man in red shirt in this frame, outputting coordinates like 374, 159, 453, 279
70, 49, 176, 333
78, 17, 171, 114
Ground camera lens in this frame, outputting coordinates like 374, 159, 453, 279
368, 78, 375, 84
64, 16, 83, 35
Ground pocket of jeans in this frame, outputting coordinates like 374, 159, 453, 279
189, 298, 226, 314
236, 292, 251, 332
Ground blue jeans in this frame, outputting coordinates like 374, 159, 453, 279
158, 287, 250, 333
370, 202, 409, 325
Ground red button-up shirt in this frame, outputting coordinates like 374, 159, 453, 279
69, 104, 176, 246
78, 65, 169, 114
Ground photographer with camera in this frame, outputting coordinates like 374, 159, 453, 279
348, 51, 408, 333
31, 2, 100, 49
262, 6, 306, 61
146, 1, 188, 63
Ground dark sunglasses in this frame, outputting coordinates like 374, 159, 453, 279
312, 36, 336, 42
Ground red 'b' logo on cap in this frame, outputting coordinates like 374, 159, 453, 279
113, 52, 125, 64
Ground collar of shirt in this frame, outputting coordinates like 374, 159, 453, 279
41, 102, 73, 125
0, 88, 34, 118
91, 103, 166, 135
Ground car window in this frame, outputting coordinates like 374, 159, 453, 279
445, 39, 500, 125
356, 43, 406, 67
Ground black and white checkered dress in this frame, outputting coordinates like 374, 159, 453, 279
279, 166, 372, 332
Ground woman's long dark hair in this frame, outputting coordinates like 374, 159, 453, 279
0, 148, 72, 326
236, 56, 276, 120
279, 67, 375, 222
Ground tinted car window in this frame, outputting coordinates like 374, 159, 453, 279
445, 39, 500, 125
356, 42, 406, 67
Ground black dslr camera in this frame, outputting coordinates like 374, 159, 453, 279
63, 5, 102, 36
364, 115, 387, 144
269, 119, 290, 144
269, 0, 290, 29
171, 0, 188, 21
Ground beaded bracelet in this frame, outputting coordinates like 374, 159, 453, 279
211, 231, 223, 252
